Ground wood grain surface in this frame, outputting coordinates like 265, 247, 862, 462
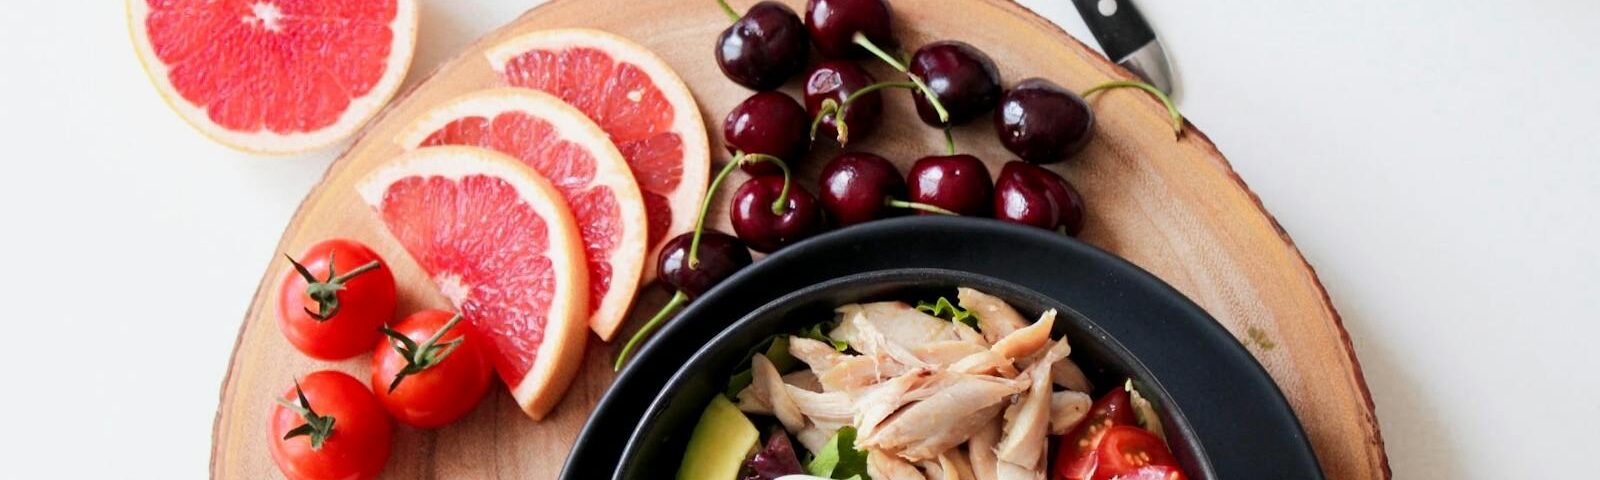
210, 0, 1388, 478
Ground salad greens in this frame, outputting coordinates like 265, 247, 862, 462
804, 426, 869, 480
914, 296, 977, 328
725, 321, 847, 398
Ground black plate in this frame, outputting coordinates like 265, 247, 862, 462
617, 269, 1214, 479
562, 216, 1321, 479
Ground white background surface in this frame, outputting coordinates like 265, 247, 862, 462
0, 0, 1594, 477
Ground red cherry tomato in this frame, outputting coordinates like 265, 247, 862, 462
1054, 387, 1138, 480
371, 310, 494, 428
1109, 465, 1187, 480
1090, 426, 1180, 480
277, 239, 397, 360
267, 370, 393, 480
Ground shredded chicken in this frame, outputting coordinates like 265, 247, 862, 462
958, 288, 1028, 343
997, 339, 1069, 465
1050, 357, 1093, 393
870, 449, 929, 480
738, 290, 1098, 480
750, 354, 804, 432
968, 422, 1001, 480
1049, 390, 1093, 435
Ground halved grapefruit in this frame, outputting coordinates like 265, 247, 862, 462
357, 146, 587, 420
127, 0, 418, 154
486, 28, 710, 281
395, 89, 648, 341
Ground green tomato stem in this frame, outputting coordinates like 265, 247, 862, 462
717, 0, 739, 22
330, 260, 382, 284
614, 290, 690, 371
1082, 80, 1184, 137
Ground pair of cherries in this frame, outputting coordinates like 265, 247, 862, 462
819, 153, 1084, 234
717, 0, 1004, 138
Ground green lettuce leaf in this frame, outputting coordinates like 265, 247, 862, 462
915, 296, 977, 329
724, 336, 793, 398
800, 322, 848, 352
805, 426, 870, 479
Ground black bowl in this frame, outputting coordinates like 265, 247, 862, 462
615, 268, 1216, 480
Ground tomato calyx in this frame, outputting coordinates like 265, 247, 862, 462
276, 380, 336, 450
380, 313, 467, 392
285, 252, 383, 321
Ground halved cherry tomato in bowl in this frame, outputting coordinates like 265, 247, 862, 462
276, 239, 397, 360
1054, 387, 1137, 480
267, 370, 393, 480
1091, 426, 1181, 480
1108, 465, 1187, 480
371, 309, 493, 428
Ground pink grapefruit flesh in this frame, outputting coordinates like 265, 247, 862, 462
486, 28, 709, 282
127, 0, 418, 154
358, 146, 588, 420
397, 89, 648, 341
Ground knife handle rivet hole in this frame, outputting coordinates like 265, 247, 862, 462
1098, 0, 1118, 17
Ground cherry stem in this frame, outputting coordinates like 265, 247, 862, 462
886, 198, 958, 216
852, 33, 950, 124
943, 127, 957, 155
689, 152, 790, 268
1082, 80, 1184, 138
809, 99, 839, 141
816, 81, 919, 145
614, 290, 690, 370
740, 153, 794, 215
716, 0, 739, 22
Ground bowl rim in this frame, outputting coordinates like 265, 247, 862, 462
614, 267, 1217, 480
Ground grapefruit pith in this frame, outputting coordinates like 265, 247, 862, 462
357, 146, 587, 420
127, 0, 418, 154
396, 89, 649, 341
486, 28, 710, 282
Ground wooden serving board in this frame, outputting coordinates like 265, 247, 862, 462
211, 0, 1388, 478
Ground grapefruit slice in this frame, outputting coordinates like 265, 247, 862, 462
486, 28, 710, 281
357, 146, 587, 420
127, 0, 418, 154
395, 89, 648, 341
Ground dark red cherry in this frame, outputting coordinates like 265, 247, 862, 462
995, 78, 1094, 164
657, 231, 753, 299
993, 161, 1086, 235
805, 60, 882, 144
994, 161, 1061, 230
908, 41, 1001, 126
805, 0, 896, 59
819, 152, 907, 226
730, 176, 825, 253
907, 154, 993, 216
716, 1, 810, 90
1044, 170, 1086, 236
724, 91, 811, 175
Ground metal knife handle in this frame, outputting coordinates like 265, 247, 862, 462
1071, 0, 1157, 62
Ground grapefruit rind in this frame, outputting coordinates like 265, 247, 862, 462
356, 146, 588, 420
484, 28, 710, 282
395, 88, 649, 341
125, 0, 419, 155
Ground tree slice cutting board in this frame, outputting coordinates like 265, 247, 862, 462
210, 0, 1389, 478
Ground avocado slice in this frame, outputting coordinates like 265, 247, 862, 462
677, 395, 760, 480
